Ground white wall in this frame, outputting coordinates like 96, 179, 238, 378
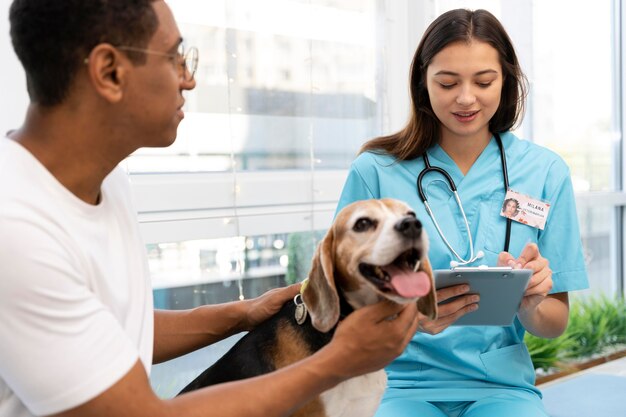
0, 0, 28, 135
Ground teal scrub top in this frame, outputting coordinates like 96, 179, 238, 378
336, 132, 589, 401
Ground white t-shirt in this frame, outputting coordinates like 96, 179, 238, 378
0, 137, 154, 417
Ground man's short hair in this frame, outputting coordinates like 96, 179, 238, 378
9, 0, 159, 106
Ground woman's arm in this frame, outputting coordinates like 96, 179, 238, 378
517, 292, 569, 338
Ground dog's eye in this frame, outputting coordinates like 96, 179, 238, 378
407, 211, 417, 218
353, 217, 377, 232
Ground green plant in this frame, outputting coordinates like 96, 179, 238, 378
525, 331, 575, 370
525, 294, 626, 372
566, 295, 626, 358
565, 299, 610, 358
285, 231, 325, 285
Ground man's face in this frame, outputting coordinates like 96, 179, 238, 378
122, 1, 196, 148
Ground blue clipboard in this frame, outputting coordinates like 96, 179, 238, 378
434, 267, 533, 326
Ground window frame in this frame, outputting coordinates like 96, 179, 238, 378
132, 170, 347, 243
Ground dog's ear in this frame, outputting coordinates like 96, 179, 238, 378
302, 228, 340, 333
417, 258, 438, 320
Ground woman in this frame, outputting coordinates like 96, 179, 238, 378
502, 197, 520, 218
336, 9, 588, 417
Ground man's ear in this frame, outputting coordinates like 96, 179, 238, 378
84, 44, 127, 103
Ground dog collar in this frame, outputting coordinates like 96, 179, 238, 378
293, 278, 310, 325
300, 278, 309, 294
293, 293, 308, 325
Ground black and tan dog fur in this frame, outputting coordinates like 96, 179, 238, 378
179, 198, 437, 417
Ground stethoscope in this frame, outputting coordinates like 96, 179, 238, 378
417, 133, 511, 267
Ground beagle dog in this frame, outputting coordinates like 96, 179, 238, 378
179, 198, 437, 417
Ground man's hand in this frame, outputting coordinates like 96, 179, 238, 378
240, 283, 302, 331
324, 300, 420, 378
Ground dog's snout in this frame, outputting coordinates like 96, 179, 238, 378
395, 217, 422, 238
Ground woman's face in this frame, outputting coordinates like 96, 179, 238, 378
426, 40, 503, 145
504, 200, 517, 216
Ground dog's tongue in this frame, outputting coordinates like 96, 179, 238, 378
385, 265, 431, 298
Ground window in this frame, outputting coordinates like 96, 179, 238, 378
528, 0, 619, 296
126, 0, 379, 173
145, 0, 626, 396
143, 0, 383, 397
433, 0, 622, 298
531, 1, 615, 193
2, 0, 625, 400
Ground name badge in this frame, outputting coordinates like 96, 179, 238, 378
500, 189, 551, 230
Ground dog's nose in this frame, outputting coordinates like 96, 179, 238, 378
395, 217, 422, 238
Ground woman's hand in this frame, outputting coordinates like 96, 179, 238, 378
498, 243, 552, 315
240, 283, 302, 331
417, 284, 479, 335
499, 243, 569, 337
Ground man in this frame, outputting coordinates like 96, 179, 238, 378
0, 1, 420, 416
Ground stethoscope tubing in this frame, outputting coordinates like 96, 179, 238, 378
417, 133, 512, 261
496, 135, 512, 253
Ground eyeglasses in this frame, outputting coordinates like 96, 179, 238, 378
116, 43, 198, 81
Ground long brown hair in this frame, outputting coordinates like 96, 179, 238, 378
360, 8, 528, 160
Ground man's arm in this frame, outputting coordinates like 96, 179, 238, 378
153, 285, 301, 363
51, 300, 419, 417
